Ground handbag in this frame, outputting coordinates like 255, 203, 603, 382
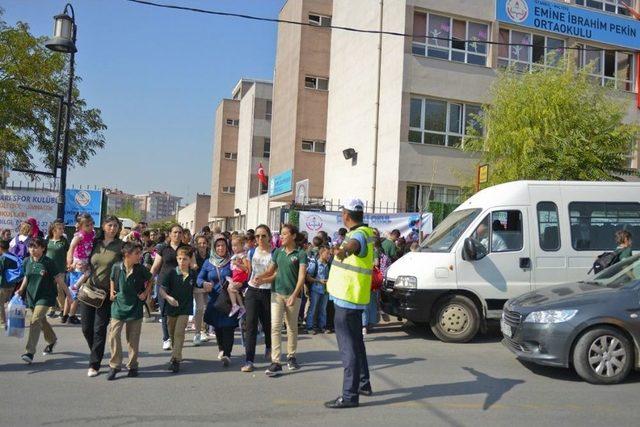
371, 266, 384, 292
207, 264, 232, 316
77, 276, 107, 309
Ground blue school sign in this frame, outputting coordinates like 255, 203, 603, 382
496, 0, 640, 50
269, 170, 293, 197
64, 189, 103, 226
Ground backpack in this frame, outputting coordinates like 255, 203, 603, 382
589, 249, 623, 275
2, 252, 24, 285
9, 236, 29, 260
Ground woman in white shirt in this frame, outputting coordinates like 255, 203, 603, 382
241, 224, 273, 372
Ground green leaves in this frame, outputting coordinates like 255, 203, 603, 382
464, 58, 638, 186
0, 11, 106, 173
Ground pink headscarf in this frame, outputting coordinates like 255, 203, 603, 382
26, 217, 40, 238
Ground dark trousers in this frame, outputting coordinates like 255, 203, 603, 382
80, 300, 112, 370
334, 305, 371, 403
244, 287, 272, 363
326, 300, 335, 330
159, 297, 169, 341
215, 326, 235, 357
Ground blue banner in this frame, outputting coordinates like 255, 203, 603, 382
496, 0, 640, 50
269, 170, 293, 197
64, 189, 103, 226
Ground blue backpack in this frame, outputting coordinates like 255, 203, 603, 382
2, 252, 24, 285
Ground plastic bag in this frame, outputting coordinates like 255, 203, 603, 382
6, 295, 26, 338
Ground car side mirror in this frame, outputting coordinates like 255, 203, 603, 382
462, 237, 487, 261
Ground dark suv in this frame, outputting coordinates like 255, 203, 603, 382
502, 255, 640, 384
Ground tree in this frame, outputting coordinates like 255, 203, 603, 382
111, 201, 143, 223
464, 57, 638, 185
0, 9, 106, 174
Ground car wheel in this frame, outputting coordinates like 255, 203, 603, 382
572, 326, 633, 385
430, 295, 480, 343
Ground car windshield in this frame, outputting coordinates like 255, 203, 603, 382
420, 209, 481, 252
589, 255, 640, 288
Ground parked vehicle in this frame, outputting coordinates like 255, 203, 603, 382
501, 255, 640, 384
381, 180, 640, 343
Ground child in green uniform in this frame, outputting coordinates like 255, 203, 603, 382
15, 237, 72, 364
107, 242, 152, 380
45, 220, 69, 320
160, 246, 196, 373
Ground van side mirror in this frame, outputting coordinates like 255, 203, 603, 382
463, 237, 487, 261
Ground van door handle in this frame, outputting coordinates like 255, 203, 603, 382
519, 257, 531, 269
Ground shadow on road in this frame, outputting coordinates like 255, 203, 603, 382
367, 320, 504, 344
364, 367, 524, 410
518, 360, 640, 384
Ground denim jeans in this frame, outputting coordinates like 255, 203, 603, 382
362, 290, 379, 327
306, 291, 329, 331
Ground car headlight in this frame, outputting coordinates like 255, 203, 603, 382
524, 310, 578, 324
394, 276, 417, 289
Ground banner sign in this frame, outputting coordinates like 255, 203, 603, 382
64, 189, 103, 226
0, 190, 58, 233
269, 169, 293, 197
298, 211, 434, 243
497, 0, 640, 50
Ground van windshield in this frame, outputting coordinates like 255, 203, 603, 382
420, 209, 481, 253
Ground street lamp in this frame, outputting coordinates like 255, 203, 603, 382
45, 3, 77, 221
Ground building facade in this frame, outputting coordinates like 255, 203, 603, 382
177, 193, 211, 233
104, 188, 136, 214
135, 191, 182, 222
324, 0, 640, 213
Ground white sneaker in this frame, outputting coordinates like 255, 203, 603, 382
87, 368, 99, 377
362, 327, 368, 337
217, 350, 224, 360
200, 333, 209, 342
193, 334, 202, 347
162, 339, 172, 351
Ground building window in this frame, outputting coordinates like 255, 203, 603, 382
265, 101, 272, 120
222, 186, 236, 194
406, 184, 461, 211
301, 139, 326, 153
577, 44, 635, 92
309, 14, 332, 27
263, 139, 271, 158
304, 76, 329, 91
498, 29, 565, 71
225, 119, 239, 126
569, 202, 640, 250
223, 152, 237, 160
409, 97, 483, 147
537, 202, 561, 251
412, 12, 489, 66
575, 0, 633, 15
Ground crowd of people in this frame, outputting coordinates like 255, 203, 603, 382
0, 209, 406, 391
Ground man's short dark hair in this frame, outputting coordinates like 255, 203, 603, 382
391, 229, 401, 238
346, 209, 364, 223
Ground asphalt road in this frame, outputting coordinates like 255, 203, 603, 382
1, 317, 639, 427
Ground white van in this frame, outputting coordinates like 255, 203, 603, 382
381, 181, 640, 343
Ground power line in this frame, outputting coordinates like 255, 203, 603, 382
125, 0, 636, 53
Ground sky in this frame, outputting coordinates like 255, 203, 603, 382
3, 0, 284, 205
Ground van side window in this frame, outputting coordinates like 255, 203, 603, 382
537, 202, 560, 251
472, 210, 523, 253
569, 202, 640, 251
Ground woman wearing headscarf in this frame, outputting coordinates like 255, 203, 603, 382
197, 234, 237, 367
26, 217, 44, 239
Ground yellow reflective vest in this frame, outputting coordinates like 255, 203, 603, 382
327, 225, 375, 305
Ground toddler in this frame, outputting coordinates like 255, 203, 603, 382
67, 213, 95, 269
228, 235, 250, 318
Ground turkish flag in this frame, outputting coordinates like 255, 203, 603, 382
257, 162, 268, 186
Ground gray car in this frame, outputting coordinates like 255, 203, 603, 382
501, 254, 640, 384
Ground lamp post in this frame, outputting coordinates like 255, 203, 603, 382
45, 3, 77, 221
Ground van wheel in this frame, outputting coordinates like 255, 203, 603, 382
572, 327, 633, 385
430, 295, 480, 343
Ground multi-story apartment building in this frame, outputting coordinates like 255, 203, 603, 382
324, 0, 640, 213
135, 191, 182, 222
268, 0, 332, 206
104, 188, 136, 214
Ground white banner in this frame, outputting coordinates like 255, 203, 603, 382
298, 211, 433, 242
0, 190, 58, 233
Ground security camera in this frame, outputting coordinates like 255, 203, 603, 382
343, 148, 356, 160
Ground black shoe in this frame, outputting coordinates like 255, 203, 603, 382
60, 314, 69, 324
127, 368, 139, 377
68, 316, 81, 325
170, 359, 180, 373
107, 368, 120, 381
286, 357, 300, 371
47, 311, 58, 319
42, 341, 57, 356
21, 353, 34, 364
359, 384, 373, 396
324, 397, 359, 409
265, 362, 282, 377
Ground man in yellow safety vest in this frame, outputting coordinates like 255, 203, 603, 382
324, 198, 374, 409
